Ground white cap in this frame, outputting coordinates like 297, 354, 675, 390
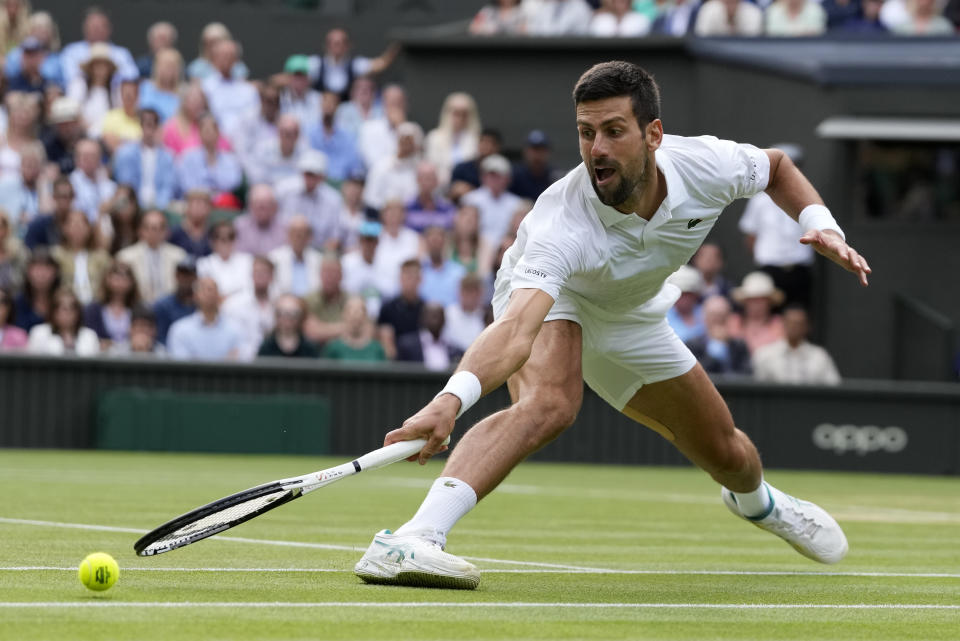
298, 150, 328, 175
480, 154, 511, 175
666, 265, 704, 295
49, 97, 81, 124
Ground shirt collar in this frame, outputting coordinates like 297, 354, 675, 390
589, 145, 689, 228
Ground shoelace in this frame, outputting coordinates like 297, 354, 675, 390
774, 503, 823, 538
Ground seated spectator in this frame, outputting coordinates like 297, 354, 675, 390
83, 259, 140, 348
13, 248, 59, 331
442, 273, 486, 354
70, 138, 117, 222
334, 75, 382, 142
449, 127, 501, 204
462, 154, 523, 250
339, 174, 367, 251
510, 130, 559, 202
821, 0, 862, 30
341, 220, 386, 316
232, 83, 281, 180
167, 277, 242, 360
590, 0, 653, 36
694, 0, 764, 35
358, 84, 407, 170
257, 293, 319, 359
249, 114, 304, 187
101, 78, 143, 153
450, 204, 492, 276
176, 114, 242, 198
420, 225, 467, 307
692, 242, 732, 301
8, 36, 54, 97
113, 108, 176, 211
4, 12, 63, 89
279, 54, 321, 134
51, 209, 110, 305
25, 176, 73, 250
201, 38, 258, 135
374, 199, 421, 300
397, 302, 462, 370
425, 93, 481, 186
307, 27, 399, 102
169, 188, 213, 259
687, 295, 752, 376
0, 208, 28, 294
197, 220, 253, 302
753, 305, 840, 385
102, 185, 141, 255
729, 271, 785, 354
135, 21, 177, 80
0, 92, 40, 177
269, 215, 322, 297
59, 7, 137, 89
66, 43, 118, 138
304, 253, 347, 345
27, 288, 100, 356
363, 121, 422, 212
222, 254, 277, 360
41, 97, 84, 175
322, 295, 386, 361
892, 0, 955, 33
766, 0, 828, 35
117, 209, 186, 304
946, 0, 960, 28
153, 256, 196, 344
161, 84, 229, 157
377, 258, 424, 360
652, 0, 702, 36
666, 265, 706, 344
235, 184, 287, 256
0, 0, 28, 52
109, 305, 164, 356
834, 0, 889, 32
308, 91, 363, 182
470, 0, 527, 34
187, 22, 248, 82
526, 0, 593, 36
0, 287, 28, 350
406, 161, 455, 233
138, 47, 183, 123
277, 150, 345, 251
0, 141, 47, 237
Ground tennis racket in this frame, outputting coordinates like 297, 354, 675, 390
134, 437, 443, 556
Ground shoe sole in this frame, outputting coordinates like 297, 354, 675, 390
355, 569, 479, 590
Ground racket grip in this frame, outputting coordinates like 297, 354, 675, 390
354, 436, 452, 471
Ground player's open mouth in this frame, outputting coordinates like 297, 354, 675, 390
594, 167, 616, 185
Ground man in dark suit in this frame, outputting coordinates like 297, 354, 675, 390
397, 302, 463, 370
687, 295, 752, 376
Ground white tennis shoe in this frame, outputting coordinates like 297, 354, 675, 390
354, 529, 480, 590
722, 482, 848, 564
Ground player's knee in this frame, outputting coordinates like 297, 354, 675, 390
514, 389, 581, 449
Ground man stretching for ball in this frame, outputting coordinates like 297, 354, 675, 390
355, 61, 871, 589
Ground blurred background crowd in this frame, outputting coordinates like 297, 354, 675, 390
1, 0, 941, 382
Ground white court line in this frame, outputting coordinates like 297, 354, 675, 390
2, 518, 959, 579
1, 601, 958, 610
2, 566, 960, 579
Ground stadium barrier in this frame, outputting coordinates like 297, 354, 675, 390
1, 354, 958, 475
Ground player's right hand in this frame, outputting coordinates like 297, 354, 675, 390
384, 394, 461, 465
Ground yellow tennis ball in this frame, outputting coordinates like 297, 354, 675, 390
78, 552, 119, 592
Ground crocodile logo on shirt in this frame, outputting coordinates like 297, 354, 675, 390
687, 218, 703, 229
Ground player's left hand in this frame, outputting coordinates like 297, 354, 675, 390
799, 229, 871, 287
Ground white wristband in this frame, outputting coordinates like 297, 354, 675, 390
799, 204, 845, 241
435, 371, 482, 419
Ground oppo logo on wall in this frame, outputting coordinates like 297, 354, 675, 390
812, 423, 909, 456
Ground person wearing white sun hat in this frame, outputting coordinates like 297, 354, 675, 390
730, 271, 786, 354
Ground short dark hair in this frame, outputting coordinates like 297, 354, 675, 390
480, 128, 502, 144
572, 61, 661, 128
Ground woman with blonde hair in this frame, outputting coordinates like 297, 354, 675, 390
0, 208, 28, 294
424, 92, 481, 186
161, 82, 230, 156
186, 22, 248, 82
0, 91, 39, 174
0, 0, 30, 53
3, 11, 63, 87
139, 47, 183, 122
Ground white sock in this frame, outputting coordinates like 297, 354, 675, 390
394, 477, 478, 547
732, 480, 772, 518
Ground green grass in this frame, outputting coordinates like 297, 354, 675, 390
1, 448, 959, 641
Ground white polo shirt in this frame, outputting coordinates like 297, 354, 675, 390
739, 191, 814, 267
499, 134, 770, 318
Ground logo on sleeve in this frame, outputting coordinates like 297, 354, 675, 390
524, 267, 548, 279
687, 218, 703, 229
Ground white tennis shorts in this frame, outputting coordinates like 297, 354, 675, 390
492, 281, 697, 411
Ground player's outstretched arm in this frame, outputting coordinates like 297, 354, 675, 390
384, 288, 555, 464
764, 148, 871, 287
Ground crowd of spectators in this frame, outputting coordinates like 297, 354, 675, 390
0, 4, 577, 371
469, 0, 960, 37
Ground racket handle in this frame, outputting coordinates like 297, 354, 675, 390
354, 436, 452, 471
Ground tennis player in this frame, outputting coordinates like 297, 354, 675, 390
355, 61, 871, 589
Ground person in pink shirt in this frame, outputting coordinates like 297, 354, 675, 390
0, 288, 28, 350
161, 83, 230, 156
729, 271, 786, 354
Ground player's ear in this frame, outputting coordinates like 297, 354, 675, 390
644, 119, 663, 151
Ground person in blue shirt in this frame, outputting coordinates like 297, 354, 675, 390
308, 91, 363, 182
113, 108, 176, 210
166, 276, 242, 360
153, 257, 197, 345
420, 225, 466, 307
833, 0, 889, 32
4, 11, 64, 88
7, 37, 55, 96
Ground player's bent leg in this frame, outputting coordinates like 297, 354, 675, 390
356, 320, 583, 588
622, 364, 847, 564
